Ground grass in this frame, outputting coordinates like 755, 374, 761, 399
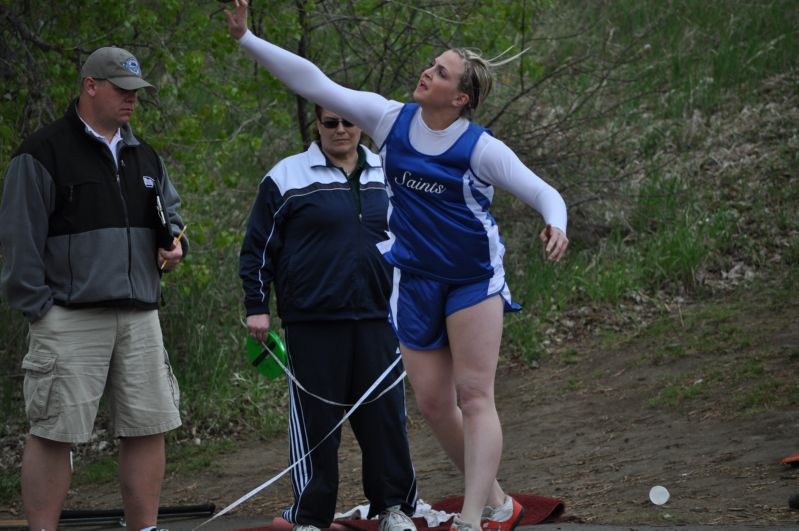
149, 239, 290, 439
735, 381, 787, 413
590, 0, 799, 117
628, 275, 799, 414
0, 475, 18, 506
69, 439, 238, 488
651, 344, 687, 365
652, 377, 708, 409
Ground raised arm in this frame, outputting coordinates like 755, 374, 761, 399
224, 0, 390, 138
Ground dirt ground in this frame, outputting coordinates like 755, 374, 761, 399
3, 283, 799, 528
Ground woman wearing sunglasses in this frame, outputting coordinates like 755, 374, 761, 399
240, 103, 418, 531
226, 2, 568, 531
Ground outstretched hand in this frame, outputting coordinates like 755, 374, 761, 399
223, 0, 249, 40
539, 224, 568, 262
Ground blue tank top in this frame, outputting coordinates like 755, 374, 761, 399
378, 103, 507, 283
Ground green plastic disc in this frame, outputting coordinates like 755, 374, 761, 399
246, 330, 287, 378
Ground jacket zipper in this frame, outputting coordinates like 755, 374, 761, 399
66, 184, 75, 301
339, 166, 362, 222
117, 158, 133, 283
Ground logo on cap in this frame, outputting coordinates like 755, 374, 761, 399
122, 57, 142, 75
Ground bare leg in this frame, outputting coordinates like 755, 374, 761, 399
119, 434, 165, 530
21, 435, 71, 531
447, 295, 505, 527
401, 295, 506, 527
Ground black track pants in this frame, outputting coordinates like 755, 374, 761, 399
282, 319, 417, 527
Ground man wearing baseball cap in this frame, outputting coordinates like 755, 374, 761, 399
80, 46, 156, 92
0, 46, 187, 531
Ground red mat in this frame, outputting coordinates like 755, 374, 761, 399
782, 453, 799, 466
230, 493, 564, 531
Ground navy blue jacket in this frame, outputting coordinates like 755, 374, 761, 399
239, 142, 391, 324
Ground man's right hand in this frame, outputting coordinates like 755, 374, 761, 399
247, 313, 270, 342
223, 0, 249, 40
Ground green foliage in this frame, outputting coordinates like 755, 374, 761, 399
0, 472, 18, 505
588, 0, 799, 116
735, 379, 798, 413
68, 439, 237, 488
165, 439, 237, 476
602, 275, 799, 415
651, 377, 708, 408
71, 455, 118, 487
651, 343, 687, 365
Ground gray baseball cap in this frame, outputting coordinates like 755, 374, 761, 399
80, 47, 155, 91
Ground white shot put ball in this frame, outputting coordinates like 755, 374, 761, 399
649, 485, 670, 505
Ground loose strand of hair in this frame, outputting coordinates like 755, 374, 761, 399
487, 45, 530, 68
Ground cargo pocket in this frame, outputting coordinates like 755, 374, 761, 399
21, 350, 58, 422
163, 349, 181, 410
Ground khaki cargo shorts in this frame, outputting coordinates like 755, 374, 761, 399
22, 305, 182, 443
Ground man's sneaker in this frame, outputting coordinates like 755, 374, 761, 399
480, 496, 524, 531
450, 517, 478, 531
378, 505, 416, 531
293, 525, 321, 531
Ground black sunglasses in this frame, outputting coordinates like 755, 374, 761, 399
320, 118, 355, 129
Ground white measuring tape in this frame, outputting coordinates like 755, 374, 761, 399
193, 339, 406, 529
273, 344, 405, 407
240, 318, 401, 407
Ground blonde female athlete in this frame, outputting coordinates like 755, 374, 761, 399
224, 2, 569, 530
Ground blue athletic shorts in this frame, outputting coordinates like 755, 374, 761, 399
388, 268, 521, 350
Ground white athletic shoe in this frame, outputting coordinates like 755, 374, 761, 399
449, 517, 479, 531
378, 505, 416, 531
293, 525, 321, 531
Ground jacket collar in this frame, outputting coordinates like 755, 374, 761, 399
306, 141, 381, 169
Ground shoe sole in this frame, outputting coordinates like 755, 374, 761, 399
482, 504, 525, 531
508, 505, 524, 531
